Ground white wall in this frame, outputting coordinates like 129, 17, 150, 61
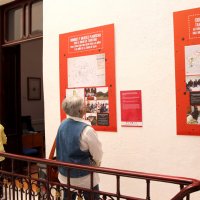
43, 1, 200, 199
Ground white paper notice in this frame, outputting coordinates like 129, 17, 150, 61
185, 44, 200, 75
68, 53, 106, 88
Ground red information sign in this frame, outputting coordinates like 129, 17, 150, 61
120, 90, 142, 127
174, 7, 200, 135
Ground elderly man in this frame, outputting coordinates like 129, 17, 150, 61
56, 95, 103, 200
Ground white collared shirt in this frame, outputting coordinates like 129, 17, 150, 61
58, 116, 103, 188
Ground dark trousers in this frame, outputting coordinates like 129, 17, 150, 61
63, 184, 99, 200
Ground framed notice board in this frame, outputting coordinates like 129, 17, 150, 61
173, 7, 200, 135
59, 24, 117, 132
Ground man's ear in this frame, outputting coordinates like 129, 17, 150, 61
79, 108, 85, 118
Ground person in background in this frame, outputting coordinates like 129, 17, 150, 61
56, 95, 103, 200
0, 124, 7, 162
0, 124, 7, 197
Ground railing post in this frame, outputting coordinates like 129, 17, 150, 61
67, 168, 71, 199
47, 163, 51, 200
27, 161, 32, 200
90, 171, 94, 200
146, 179, 151, 200
116, 175, 120, 200
11, 159, 15, 200
186, 194, 190, 200
180, 184, 190, 200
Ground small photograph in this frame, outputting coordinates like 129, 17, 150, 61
85, 100, 97, 113
186, 75, 200, 92
96, 87, 108, 100
185, 44, 200, 75
190, 91, 200, 105
86, 113, 97, 125
97, 100, 109, 113
85, 87, 97, 100
66, 88, 85, 100
187, 105, 200, 125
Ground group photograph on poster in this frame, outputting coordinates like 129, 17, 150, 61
186, 76, 200, 92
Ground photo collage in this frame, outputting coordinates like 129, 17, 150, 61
66, 87, 109, 126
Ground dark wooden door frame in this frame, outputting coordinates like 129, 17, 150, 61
0, 0, 43, 156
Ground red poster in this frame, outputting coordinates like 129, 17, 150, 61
120, 90, 142, 127
59, 24, 117, 132
174, 8, 200, 135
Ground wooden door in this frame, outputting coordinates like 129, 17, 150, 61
0, 45, 22, 155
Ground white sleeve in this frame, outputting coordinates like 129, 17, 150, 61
80, 126, 103, 166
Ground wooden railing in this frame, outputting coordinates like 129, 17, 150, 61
0, 152, 199, 199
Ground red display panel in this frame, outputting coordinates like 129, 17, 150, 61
173, 8, 200, 135
59, 24, 117, 132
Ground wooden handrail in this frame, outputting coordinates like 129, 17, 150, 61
0, 152, 199, 200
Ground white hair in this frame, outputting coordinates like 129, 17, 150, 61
62, 95, 84, 117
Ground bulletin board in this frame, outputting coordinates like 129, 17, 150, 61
173, 7, 200, 135
59, 24, 117, 132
